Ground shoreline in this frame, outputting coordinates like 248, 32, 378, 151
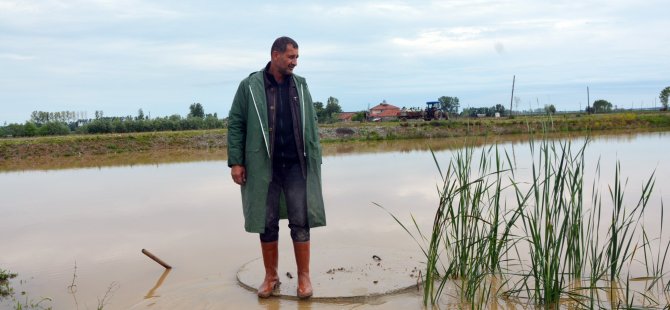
1, 112, 669, 171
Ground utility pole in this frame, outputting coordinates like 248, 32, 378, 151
509, 75, 515, 117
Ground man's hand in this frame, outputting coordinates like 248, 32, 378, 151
231, 165, 246, 185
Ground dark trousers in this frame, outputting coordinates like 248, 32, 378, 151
259, 161, 310, 242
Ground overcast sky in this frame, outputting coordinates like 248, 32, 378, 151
1, 0, 669, 124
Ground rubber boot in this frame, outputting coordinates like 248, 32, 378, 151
293, 241, 313, 299
257, 241, 280, 298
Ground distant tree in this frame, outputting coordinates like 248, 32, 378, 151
94, 110, 104, 119
137, 109, 145, 120
315, 97, 342, 123
660, 86, 670, 110
37, 122, 70, 136
545, 104, 556, 115
461, 107, 493, 117
30, 111, 49, 125
7, 123, 27, 136
493, 104, 506, 116
438, 96, 460, 115
313, 101, 324, 119
592, 99, 612, 113
30, 110, 78, 125
351, 111, 367, 122
325, 97, 342, 114
24, 122, 37, 136
460, 107, 473, 117
188, 103, 205, 118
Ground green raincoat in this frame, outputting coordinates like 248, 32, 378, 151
227, 69, 326, 233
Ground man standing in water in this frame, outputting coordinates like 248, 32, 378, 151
227, 36, 326, 299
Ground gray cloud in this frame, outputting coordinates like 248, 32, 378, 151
1, 0, 669, 123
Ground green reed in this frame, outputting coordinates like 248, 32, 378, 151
511, 137, 587, 304
382, 133, 667, 307
604, 162, 655, 282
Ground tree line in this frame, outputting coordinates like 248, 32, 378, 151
437, 85, 670, 117
0, 103, 226, 137
0, 95, 346, 137
3, 87, 667, 137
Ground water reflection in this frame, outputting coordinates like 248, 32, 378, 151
0, 131, 668, 309
1, 129, 666, 172
145, 269, 171, 299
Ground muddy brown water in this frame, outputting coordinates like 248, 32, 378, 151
1, 131, 669, 309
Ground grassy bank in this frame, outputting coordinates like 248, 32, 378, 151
1, 112, 669, 161
320, 111, 670, 140
0, 129, 227, 160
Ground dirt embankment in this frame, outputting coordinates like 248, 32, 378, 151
2, 112, 670, 162
0, 131, 226, 161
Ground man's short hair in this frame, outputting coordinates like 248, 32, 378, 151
271, 36, 298, 54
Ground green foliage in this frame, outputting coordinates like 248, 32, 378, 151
188, 103, 205, 118
3, 124, 26, 137
544, 104, 556, 115
1, 269, 18, 299
325, 96, 342, 114
313, 101, 324, 119
493, 104, 506, 115
593, 99, 613, 113
461, 104, 506, 117
438, 96, 460, 114
660, 86, 670, 109
521, 139, 589, 304
136, 108, 145, 120
37, 122, 70, 136
30, 110, 80, 125
314, 97, 342, 123
382, 134, 666, 308
23, 122, 37, 137
1, 269, 54, 309
351, 111, 366, 122
79, 115, 226, 134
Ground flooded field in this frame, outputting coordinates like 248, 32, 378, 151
1, 131, 669, 309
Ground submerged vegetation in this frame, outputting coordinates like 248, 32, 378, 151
0, 265, 117, 310
382, 132, 668, 308
1, 269, 18, 299
1, 269, 53, 310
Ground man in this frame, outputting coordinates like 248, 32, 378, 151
227, 36, 326, 299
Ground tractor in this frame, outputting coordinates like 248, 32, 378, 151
424, 101, 445, 121
397, 101, 446, 121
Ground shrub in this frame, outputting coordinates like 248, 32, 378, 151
37, 122, 70, 136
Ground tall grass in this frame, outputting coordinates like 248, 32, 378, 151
379, 142, 523, 305
516, 138, 588, 304
382, 134, 668, 308
604, 163, 655, 282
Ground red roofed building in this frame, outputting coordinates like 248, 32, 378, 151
369, 100, 400, 121
337, 112, 357, 122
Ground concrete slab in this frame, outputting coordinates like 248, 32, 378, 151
236, 246, 423, 300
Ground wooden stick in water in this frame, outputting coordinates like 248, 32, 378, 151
142, 249, 172, 269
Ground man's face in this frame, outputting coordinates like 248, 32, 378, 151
272, 44, 299, 76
